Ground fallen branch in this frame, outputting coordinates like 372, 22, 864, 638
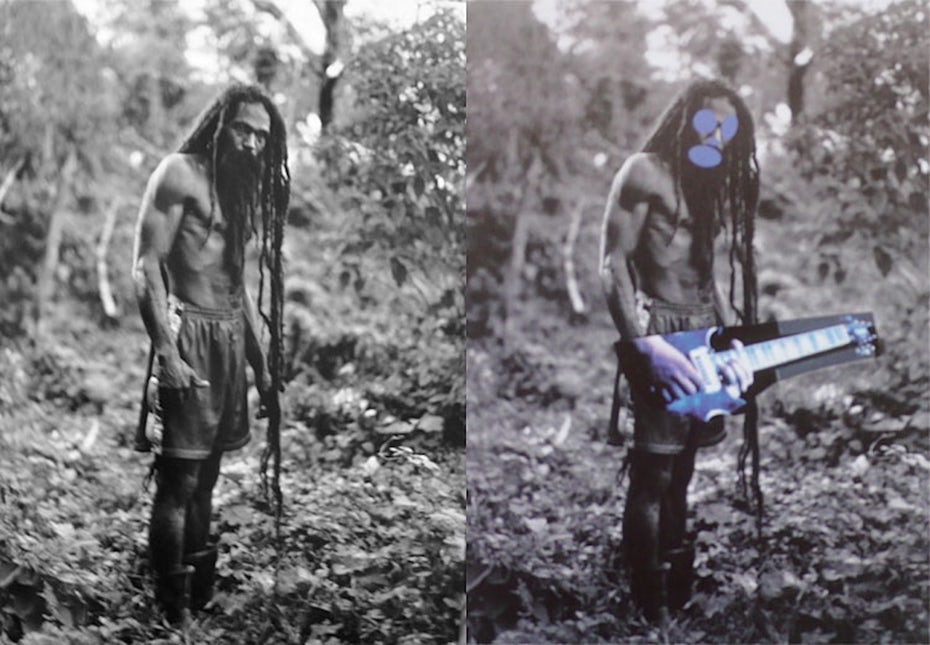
0, 157, 26, 213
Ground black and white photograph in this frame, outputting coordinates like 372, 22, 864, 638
0, 0, 464, 642
466, 0, 928, 642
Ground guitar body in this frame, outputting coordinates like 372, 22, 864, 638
658, 327, 749, 421
620, 312, 880, 422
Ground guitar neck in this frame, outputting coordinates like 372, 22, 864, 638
712, 324, 853, 373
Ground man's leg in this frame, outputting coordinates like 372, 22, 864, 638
184, 451, 221, 552
663, 441, 698, 610
150, 456, 201, 625
661, 441, 697, 552
184, 450, 222, 611
623, 450, 674, 624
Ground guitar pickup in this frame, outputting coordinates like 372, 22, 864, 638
689, 346, 722, 393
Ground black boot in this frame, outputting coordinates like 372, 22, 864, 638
156, 565, 194, 627
184, 544, 218, 611
630, 562, 671, 626
666, 543, 695, 611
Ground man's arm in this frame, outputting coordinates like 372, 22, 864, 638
599, 159, 649, 340
131, 155, 205, 389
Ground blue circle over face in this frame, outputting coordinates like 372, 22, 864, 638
688, 144, 722, 168
720, 114, 739, 141
692, 109, 717, 136
691, 108, 739, 142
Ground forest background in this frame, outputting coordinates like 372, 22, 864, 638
0, 0, 465, 642
466, 0, 929, 643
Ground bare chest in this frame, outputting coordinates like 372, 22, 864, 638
639, 194, 713, 264
170, 196, 230, 273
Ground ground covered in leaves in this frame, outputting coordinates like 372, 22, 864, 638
0, 293, 464, 643
466, 295, 929, 644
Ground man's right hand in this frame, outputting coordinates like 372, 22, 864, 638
158, 352, 210, 390
630, 335, 703, 403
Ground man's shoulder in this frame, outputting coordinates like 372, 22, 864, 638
617, 152, 670, 187
155, 152, 208, 182
148, 153, 209, 198
611, 152, 673, 205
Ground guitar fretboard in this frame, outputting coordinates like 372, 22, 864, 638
712, 324, 852, 372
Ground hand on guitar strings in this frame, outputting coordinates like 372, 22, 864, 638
719, 339, 753, 398
631, 335, 703, 404
630, 336, 754, 404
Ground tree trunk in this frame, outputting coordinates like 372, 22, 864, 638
32, 147, 77, 340
317, 0, 346, 130
787, 0, 812, 121
251, 0, 347, 129
501, 152, 541, 344
96, 199, 121, 320
563, 200, 587, 316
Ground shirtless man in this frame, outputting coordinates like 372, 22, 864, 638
599, 79, 760, 624
132, 84, 289, 625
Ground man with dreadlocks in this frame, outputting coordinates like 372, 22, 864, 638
599, 78, 760, 625
132, 83, 289, 626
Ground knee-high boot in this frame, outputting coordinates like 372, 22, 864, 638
630, 562, 671, 625
155, 565, 194, 627
184, 543, 218, 611
666, 542, 695, 610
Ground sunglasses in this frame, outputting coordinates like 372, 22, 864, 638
692, 109, 739, 142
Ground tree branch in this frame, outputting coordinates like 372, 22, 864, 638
251, 0, 319, 63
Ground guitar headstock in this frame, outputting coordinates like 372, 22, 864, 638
844, 315, 881, 357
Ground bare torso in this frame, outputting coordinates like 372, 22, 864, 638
623, 153, 715, 304
163, 154, 242, 310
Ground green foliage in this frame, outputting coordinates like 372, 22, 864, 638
789, 1, 929, 257
767, 1, 930, 404
0, 333, 463, 643
315, 8, 465, 298
467, 1, 581, 183
467, 333, 929, 643
0, 1, 117, 163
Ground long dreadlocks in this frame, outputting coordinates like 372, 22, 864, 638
642, 78, 764, 526
178, 84, 290, 518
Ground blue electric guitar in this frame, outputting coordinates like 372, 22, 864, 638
619, 313, 881, 422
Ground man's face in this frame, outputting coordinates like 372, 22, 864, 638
687, 96, 738, 169
223, 102, 271, 161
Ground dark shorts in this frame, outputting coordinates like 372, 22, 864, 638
159, 302, 250, 459
631, 299, 725, 455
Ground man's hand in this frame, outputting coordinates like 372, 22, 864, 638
719, 339, 753, 397
630, 335, 703, 403
158, 352, 209, 390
